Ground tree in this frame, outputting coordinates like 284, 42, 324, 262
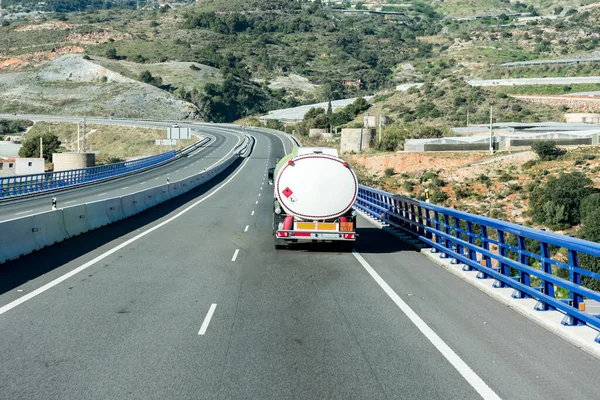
304, 107, 325, 120
529, 172, 596, 229
578, 209, 600, 291
532, 140, 562, 161
580, 193, 600, 224
18, 133, 62, 162
106, 47, 117, 59
327, 100, 332, 116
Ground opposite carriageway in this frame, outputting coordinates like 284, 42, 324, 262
0, 123, 245, 222
0, 124, 598, 399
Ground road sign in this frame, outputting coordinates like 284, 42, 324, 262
167, 127, 190, 140
156, 139, 177, 146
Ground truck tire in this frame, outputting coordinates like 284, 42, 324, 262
274, 238, 288, 250
338, 242, 354, 252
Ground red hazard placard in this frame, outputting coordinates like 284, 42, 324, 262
282, 187, 293, 198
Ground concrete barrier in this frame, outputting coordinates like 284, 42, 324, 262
105, 197, 124, 224
0, 216, 38, 261
120, 193, 137, 218
133, 191, 147, 214
0, 148, 244, 264
62, 204, 91, 237
32, 210, 68, 248
87, 200, 112, 229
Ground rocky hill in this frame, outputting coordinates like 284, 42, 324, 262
0, 54, 198, 119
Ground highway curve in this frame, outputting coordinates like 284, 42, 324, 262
0, 128, 598, 400
0, 124, 244, 222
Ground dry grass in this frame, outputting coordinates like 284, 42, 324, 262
26, 122, 196, 161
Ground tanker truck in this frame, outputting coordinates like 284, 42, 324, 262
268, 147, 358, 250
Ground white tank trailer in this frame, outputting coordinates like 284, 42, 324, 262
268, 147, 358, 250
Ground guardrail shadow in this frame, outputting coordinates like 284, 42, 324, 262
0, 158, 245, 297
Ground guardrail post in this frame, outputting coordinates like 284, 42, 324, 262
512, 236, 531, 299
452, 217, 463, 265
441, 213, 451, 259
562, 249, 585, 326
464, 221, 476, 271
535, 242, 556, 311
409, 203, 417, 234
492, 227, 510, 288
481, 226, 495, 281
431, 211, 441, 252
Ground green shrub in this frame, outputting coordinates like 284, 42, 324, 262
384, 167, 395, 177
529, 172, 596, 229
477, 174, 491, 186
531, 140, 562, 161
521, 159, 537, 170
430, 190, 449, 204
580, 193, 600, 224
498, 173, 514, 182
582, 154, 596, 160
577, 209, 600, 291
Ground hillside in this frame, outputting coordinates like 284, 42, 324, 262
1, 0, 599, 121
0, 54, 198, 119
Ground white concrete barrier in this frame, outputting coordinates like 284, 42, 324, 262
62, 204, 91, 237
105, 197, 124, 223
154, 185, 171, 204
133, 191, 147, 214
120, 193, 137, 218
0, 216, 38, 262
87, 200, 112, 229
32, 210, 68, 248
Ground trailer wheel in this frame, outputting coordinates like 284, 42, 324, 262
274, 238, 288, 250
338, 242, 354, 252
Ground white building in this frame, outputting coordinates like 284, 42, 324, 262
0, 158, 45, 177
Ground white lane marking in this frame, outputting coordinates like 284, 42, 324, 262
251, 210, 255, 216
258, 193, 261, 197
154, 177, 160, 180
97, 193, 107, 197
351, 251, 502, 400
0, 156, 252, 317
255, 200, 258, 204
231, 249, 239, 262
140, 182, 146, 185
64, 200, 76, 204
175, 170, 180, 173
123, 187, 129, 190
198, 304, 217, 336
14, 210, 33, 216
244, 225, 249, 232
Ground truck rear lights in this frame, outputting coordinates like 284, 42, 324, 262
343, 162, 349, 167
276, 232, 289, 238
343, 234, 355, 239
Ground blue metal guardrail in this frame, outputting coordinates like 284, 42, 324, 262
0, 151, 175, 199
356, 184, 600, 343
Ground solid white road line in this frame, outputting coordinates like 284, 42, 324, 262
198, 304, 217, 336
231, 249, 239, 262
251, 210, 255, 216
0, 155, 252, 317
244, 225, 249, 232
14, 210, 33, 216
352, 251, 501, 400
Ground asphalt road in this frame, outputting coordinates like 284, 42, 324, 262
0, 125, 244, 222
0, 128, 598, 399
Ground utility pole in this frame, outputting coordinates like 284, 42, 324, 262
378, 114, 382, 144
82, 117, 86, 153
489, 106, 494, 155
467, 109, 470, 127
77, 124, 80, 153
40, 136, 43, 159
